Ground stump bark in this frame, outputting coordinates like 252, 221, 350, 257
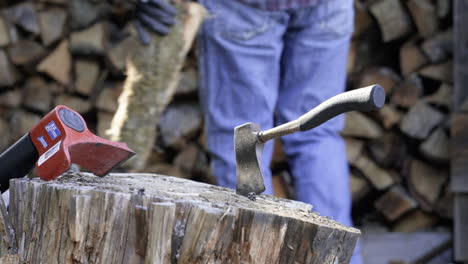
5, 173, 360, 263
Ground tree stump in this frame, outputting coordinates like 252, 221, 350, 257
5, 173, 360, 263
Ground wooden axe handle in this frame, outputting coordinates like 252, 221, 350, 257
258, 85, 385, 143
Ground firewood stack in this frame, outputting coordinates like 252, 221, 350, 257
0, 0, 454, 233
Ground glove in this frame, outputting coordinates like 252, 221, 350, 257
134, 0, 178, 45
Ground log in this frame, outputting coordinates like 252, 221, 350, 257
377, 104, 403, 129
350, 172, 371, 202
0, 49, 19, 87
421, 30, 453, 63
272, 174, 289, 199
22, 76, 52, 113
54, 94, 92, 114
374, 186, 418, 221
406, 0, 438, 37
353, 0, 373, 37
8, 40, 46, 65
342, 111, 383, 139
96, 81, 123, 113
400, 102, 445, 139
419, 127, 449, 162
407, 159, 448, 211
399, 40, 428, 75
419, 61, 453, 83
69, 0, 104, 30
437, 0, 451, 18
6, 172, 361, 263
0, 89, 21, 108
392, 210, 438, 232
97, 111, 113, 138
358, 67, 400, 95
107, 36, 140, 72
176, 68, 199, 95
368, 132, 406, 168
74, 59, 100, 96
424, 83, 452, 109
3, 3, 40, 35
390, 74, 423, 108
108, 2, 206, 170
38, 7, 67, 46
0, 118, 11, 152
353, 154, 396, 190
370, 0, 412, 42
173, 143, 199, 175
70, 22, 106, 55
9, 110, 41, 140
0, 16, 10, 47
37, 40, 71, 85
159, 103, 203, 150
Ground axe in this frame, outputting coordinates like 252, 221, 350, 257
0, 105, 135, 193
235, 85, 385, 198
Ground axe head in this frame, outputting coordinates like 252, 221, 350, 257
234, 122, 265, 197
29, 105, 135, 181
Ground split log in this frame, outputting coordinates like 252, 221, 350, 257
406, 0, 438, 37
400, 102, 445, 139
374, 186, 418, 221
419, 127, 449, 162
8, 40, 45, 65
421, 30, 452, 63
392, 210, 438, 232
424, 83, 452, 109
353, 154, 396, 190
38, 7, 67, 46
0, 118, 11, 151
399, 40, 428, 75
0, 89, 21, 108
69, 0, 105, 30
3, 3, 40, 35
407, 159, 448, 211
377, 105, 404, 129
345, 138, 365, 165
96, 81, 123, 113
54, 94, 92, 114
173, 143, 199, 175
370, 0, 412, 42
107, 36, 140, 72
0, 16, 10, 47
176, 68, 199, 95
419, 61, 453, 83
390, 74, 423, 108
9, 110, 41, 140
70, 22, 106, 55
0, 49, 19, 87
159, 103, 203, 150
368, 132, 407, 168
272, 174, 289, 199
350, 172, 371, 202
97, 111, 113, 138
108, 2, 206, 170
74, 59, 100, 96
6, 173, 360, 263
353, 0, 373, 37
342, 111, 383, 139
22, 76, 52, 113
37, 40, 71, 85
358, 67, 400, 95
437, 0, 451, 18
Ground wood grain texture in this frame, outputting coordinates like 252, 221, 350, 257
108, 2, 206, 170
5, 172, 360, 263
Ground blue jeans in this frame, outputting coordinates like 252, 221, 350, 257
198, 0, 361, 263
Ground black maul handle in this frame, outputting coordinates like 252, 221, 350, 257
0, 134, 38, 193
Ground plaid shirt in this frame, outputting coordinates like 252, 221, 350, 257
236, 0, 321, 10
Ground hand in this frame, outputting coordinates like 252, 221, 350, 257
134, 0, 178, 45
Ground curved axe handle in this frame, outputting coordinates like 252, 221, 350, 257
258, 84, 385, 143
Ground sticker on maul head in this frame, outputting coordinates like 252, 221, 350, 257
45, 121, 61, 140
37, 136, 48, 148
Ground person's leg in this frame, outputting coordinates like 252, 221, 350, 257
198, 0, 288, 194
277, 1, 362, 263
